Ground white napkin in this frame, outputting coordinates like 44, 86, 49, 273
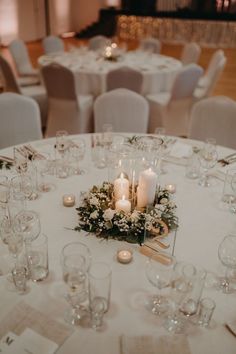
120, 335, 191, 354
170, 141, 192, 158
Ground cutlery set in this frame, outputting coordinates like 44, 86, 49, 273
218, 152, 236, 166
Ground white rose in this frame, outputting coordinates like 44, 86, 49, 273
160, 197, 168, 205
103, 208, 115, 221
90, 210, 98, 219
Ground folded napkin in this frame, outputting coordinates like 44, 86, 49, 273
170, 141, 192, 159
120, 335, 191, 354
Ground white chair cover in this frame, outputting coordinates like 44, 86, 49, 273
147, 64, 203, 136
189, 96, 236, 149
139, 38, 162, 54
88, 35, 110, 51
41, 63, 93, 137
197, 49, 224, 88
106, 66, 143, 94
181, 42, 201, 66
0, 93, 42, 149
94, 88, 149, 133
42, 36, 64, 54
0, 55, 47, 129
194, 56, 226, 99
9, 39, 39, 78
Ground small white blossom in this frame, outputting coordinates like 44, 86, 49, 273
160, 197, 168, 205
103, 208, 115, 221
90, 196, 99, 206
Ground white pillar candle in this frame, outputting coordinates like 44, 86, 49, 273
115, 196, 131, 213
114, 173, 130, 200
137, 168, 157, 208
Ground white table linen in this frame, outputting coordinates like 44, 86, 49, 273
0, 135, 236, 354
38, 50, 182, 96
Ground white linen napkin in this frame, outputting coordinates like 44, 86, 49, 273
120, 334, 191, 354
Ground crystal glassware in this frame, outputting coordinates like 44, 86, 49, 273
218, 235, 236, 293
13, 210, 41, 244
70, 138, 86, 175
145, 254, 176, 315
199, 139, 218, 187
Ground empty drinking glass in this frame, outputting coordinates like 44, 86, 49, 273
218, 235, 236, 293
199, 139, 218, 187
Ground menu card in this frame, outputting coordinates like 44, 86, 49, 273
0, 302, 73, 349
120, 335, 191, 354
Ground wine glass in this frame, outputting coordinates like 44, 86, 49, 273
229, 172, 236, 213
61, 242, 91, 325
199, 139, 218, 187
145, 254, 176, 315
13, 210, 41, 244
55, 130, 70, 156
218, 235, 236, 293
154, 127, 172, 174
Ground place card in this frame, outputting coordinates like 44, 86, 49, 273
0, 328, 58, 354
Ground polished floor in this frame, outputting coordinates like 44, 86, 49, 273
1, 37, 236, 100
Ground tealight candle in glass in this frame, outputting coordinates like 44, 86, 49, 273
63, 194, 76, 207
117, 248, 133, 264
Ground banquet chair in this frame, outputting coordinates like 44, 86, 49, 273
94, 88, 149, 133
106, 66, 143, 94
193, 56, 226, 100
181, 42, 201, 65
0, 93, 42, 149
41, 63, 93, 137
42, 35, 64, 54
139, 37, 162, 54
88, 35, 110, 51
9, 39, 40, 85
188, 96, 236, 149
0, 55, 47, 129
147, 64, 204, 137
197, 49, 224, 88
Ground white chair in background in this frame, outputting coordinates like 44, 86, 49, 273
147, 64, 203, 136
0, 55, 47, 129
181, 42, 201, 65
88, 35, 110, 51
194, 55, 226, 100
139, 37, 162, 54
0, 93, 42, 149
188, 96, 236, 149
197, 49, 224, 88
106, 66, 143, 94
94, 88, 149, 133
9, 39, 39, 84
41, 63, 93, 137
42, 35, 64, 54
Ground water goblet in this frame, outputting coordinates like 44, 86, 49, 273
11, 175, 33, 204
198, 139, 218, 187
13, 210, 41, 244
145, 254, 176, 315
218, 235, 236, 293
61, 243, 91, 325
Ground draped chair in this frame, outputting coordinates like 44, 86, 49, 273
139, 37, 162, 54
106, 66, 143, 94
41, 63, 93, 137
197, 49, 224, 89
42, 35, 64, 54
94, 88, 149, 133
9, 39, 39, 86
188, 96, 236, 149
194, 56, 226, 100
0, 55, 47, 129
88, 35, 110, 51
181, 42, 201, 66
0, 93, 42, 149
147, 64, 204, 137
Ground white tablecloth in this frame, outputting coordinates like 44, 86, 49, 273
0, 135, 236, 354
38, 50, 182, 96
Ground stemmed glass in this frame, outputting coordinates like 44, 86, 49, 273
154, 127, 172, 174
60, 242, 91, 325
198, 139, 218, 187
70, 138, 86, 175
218, 235, 236, 293
145, 254, 176, 315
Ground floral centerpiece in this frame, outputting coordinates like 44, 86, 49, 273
75, 182, 178, 245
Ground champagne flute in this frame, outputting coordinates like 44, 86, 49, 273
199, 138, 218, 187
218, 235, 236, 293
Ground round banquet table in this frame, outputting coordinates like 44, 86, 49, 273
0, 134, 236, 354
38, 49, 182, 96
